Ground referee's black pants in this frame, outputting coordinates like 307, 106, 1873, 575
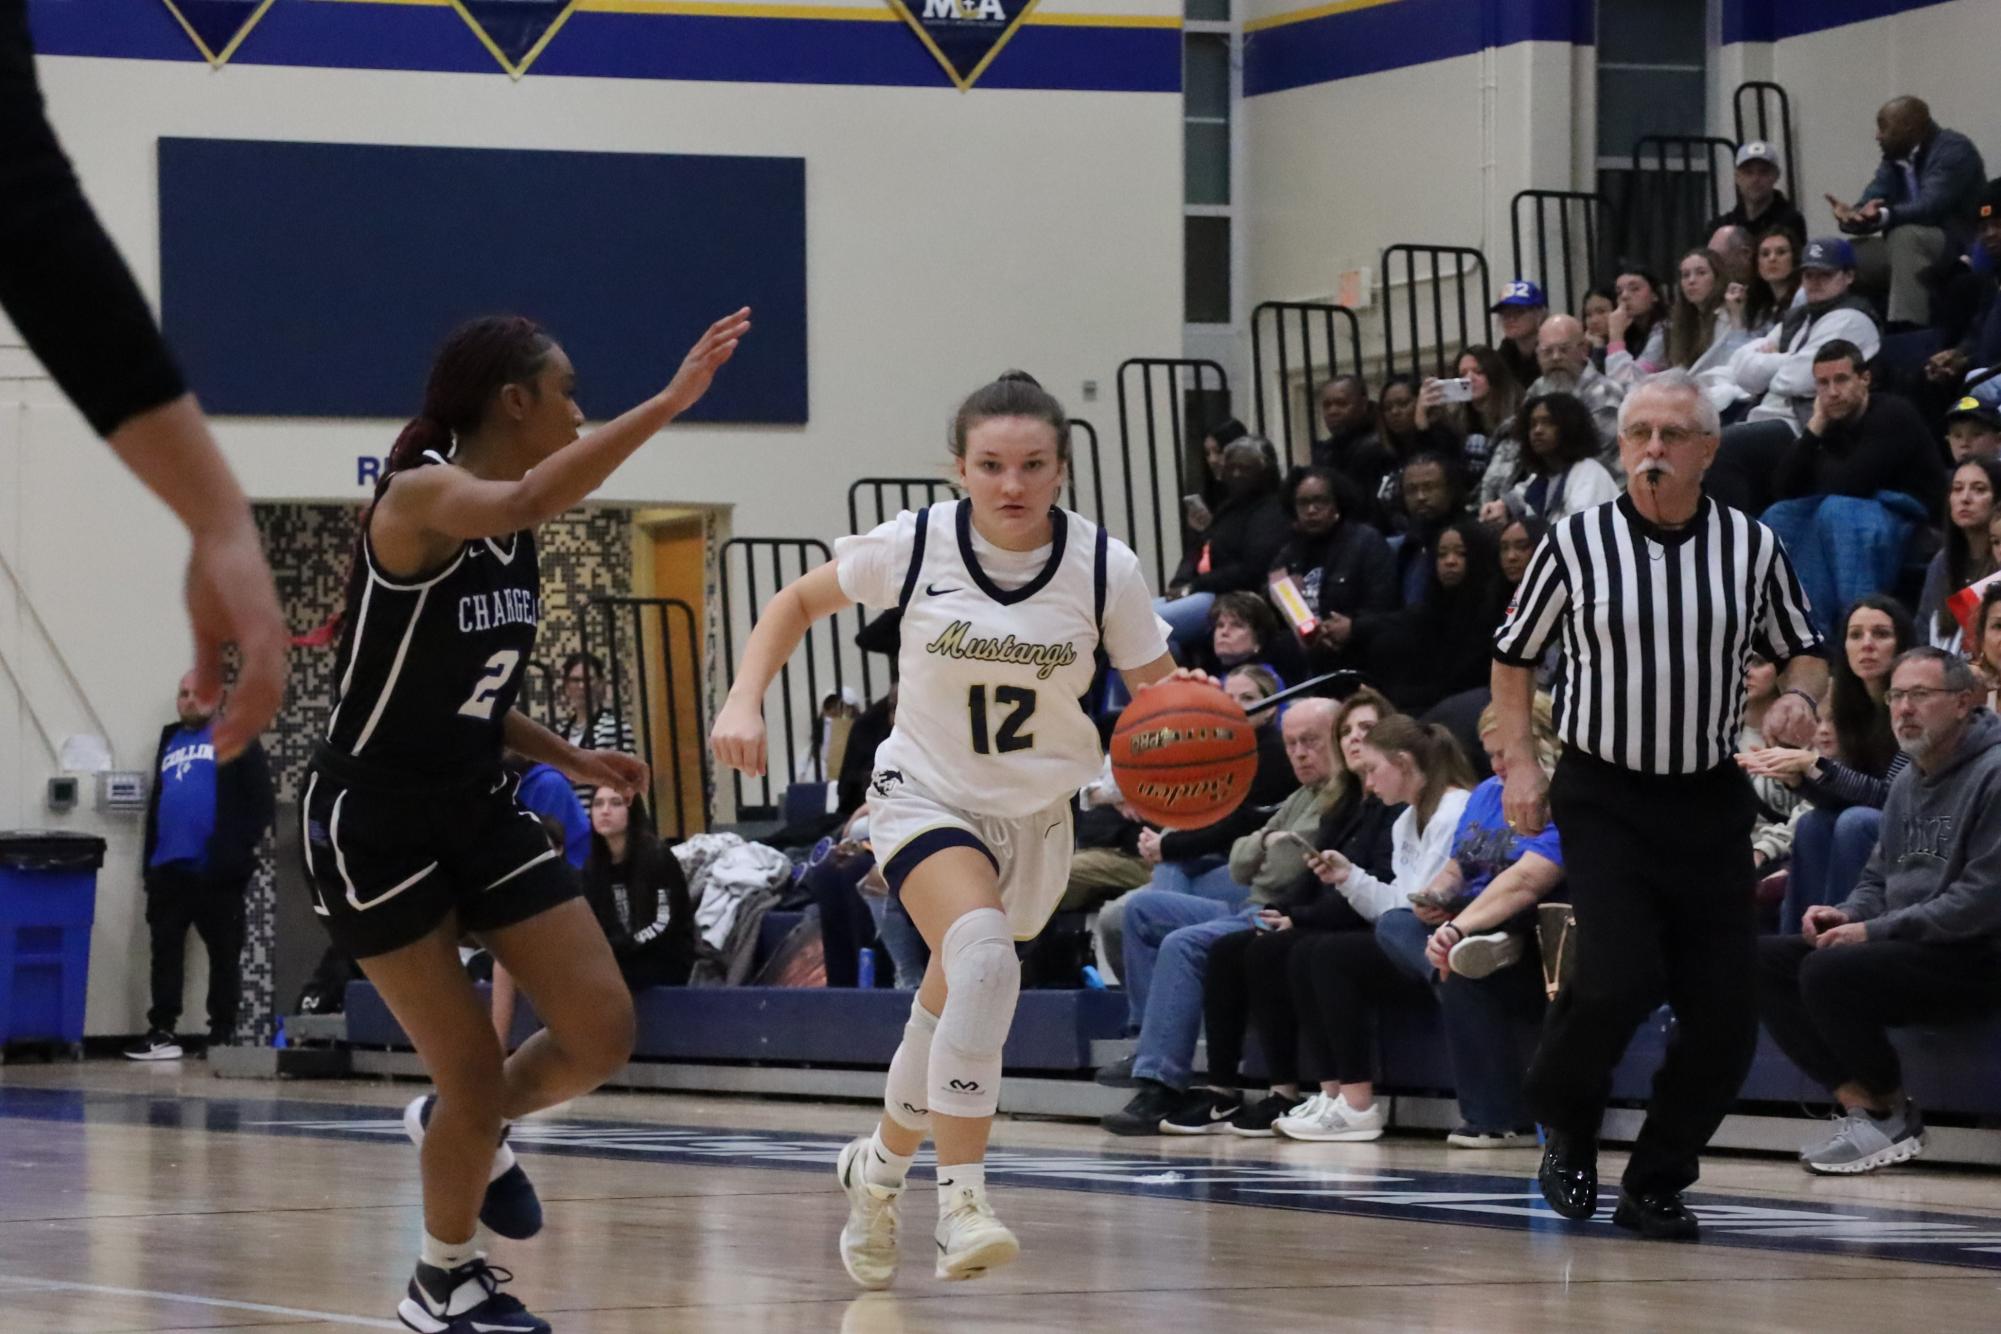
1524, 751, 1760, 1196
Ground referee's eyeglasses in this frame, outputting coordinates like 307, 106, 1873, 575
1619, 423, 1702, 448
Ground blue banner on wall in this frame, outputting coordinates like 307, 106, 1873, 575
158, 0, 272, 64
158, 139, 808, 424
887, 0, 1041, 89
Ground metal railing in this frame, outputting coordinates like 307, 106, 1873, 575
1510, 190, 1604, 319
1624, 135, 1737, 280
578, 597, 707, 839
1733, 80, 1799, 200
1249, 301, 1363, 465
719, 537, 848, 818
1379, 244, 1492, 383
1114, 358, 1230, 590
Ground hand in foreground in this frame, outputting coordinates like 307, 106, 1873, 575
567, 749, 649, 801
187, 518, 288, 762
709, 698, 768, 776
660, 307, 754, 417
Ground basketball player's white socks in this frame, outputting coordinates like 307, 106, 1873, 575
936, 1162, 987, 1215
419, 1229, 481, 1272
864, 1128, 916, 1191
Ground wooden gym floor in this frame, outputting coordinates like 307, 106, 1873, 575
3, 1061, 1999, 1332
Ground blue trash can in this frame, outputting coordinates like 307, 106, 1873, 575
0, 831, 108, 1047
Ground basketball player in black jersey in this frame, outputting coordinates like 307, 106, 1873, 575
300, 307, 749, 1334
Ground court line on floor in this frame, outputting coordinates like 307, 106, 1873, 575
0, 1275, 402, 1329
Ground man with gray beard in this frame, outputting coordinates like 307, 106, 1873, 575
1526, 315, 1626, 471
1757, 647, 2001, 1176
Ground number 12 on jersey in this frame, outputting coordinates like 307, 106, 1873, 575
968, 685, 1036, 754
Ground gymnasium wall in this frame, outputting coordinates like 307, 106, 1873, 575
0, 0, 1183, 1035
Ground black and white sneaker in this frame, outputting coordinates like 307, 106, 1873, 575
1160, 1087, 1243, 1135
1228, 1092, 1298, 1138
403, 1095, 544, 1240
397, 1257, 548, 1333
123, 1030, 182, 1061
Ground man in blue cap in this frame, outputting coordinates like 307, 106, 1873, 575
1491, 279, 1547, 391
1944, 383, 2001, 465
1710, 237, 1884, 513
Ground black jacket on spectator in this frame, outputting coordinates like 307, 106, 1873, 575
1313, 426, 1399, 529
1157, 722, 1294, 862
1772, 393, 1948, 513
1355, 531, 1504, 713
584, 839, 696, 963
1174, 487, 1289, 595
142, 727, 273, 884
1280, 791, 1403, 927
836, 694, 895, 816
1497, 341, 1539, 399
1272, 521, 1398, 623
1705, 189, 1807, 248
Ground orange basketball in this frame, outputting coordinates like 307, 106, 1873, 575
1110, 679, 1259, 830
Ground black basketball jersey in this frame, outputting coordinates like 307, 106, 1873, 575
323, 467, 541, 783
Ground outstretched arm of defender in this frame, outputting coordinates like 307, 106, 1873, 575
709, 563, 854, 776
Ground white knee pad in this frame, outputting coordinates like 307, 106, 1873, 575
883, 995, 939, 1133
930, 908, 1020, 1119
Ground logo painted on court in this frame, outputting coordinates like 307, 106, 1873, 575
156, 0, 274, 66
885, 0, 1041, 91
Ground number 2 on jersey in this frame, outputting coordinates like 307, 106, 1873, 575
968, 685, 1036, 754
458, 649, 522, 720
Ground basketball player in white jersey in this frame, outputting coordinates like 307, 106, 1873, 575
711, 372, 1180, 1285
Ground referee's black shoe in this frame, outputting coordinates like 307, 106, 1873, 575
1537, 1130, 1598, 1220
1611, 1189, 1700, 1241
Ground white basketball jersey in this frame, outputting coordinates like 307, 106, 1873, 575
836, 500, 1161, 820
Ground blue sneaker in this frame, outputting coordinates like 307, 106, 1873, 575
403, 1095, 544, 1240
398, 1257, 548, 1333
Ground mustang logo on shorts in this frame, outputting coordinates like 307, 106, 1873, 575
872, 770, 905, 797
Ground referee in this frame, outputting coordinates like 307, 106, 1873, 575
1485, 368, 1826, 1241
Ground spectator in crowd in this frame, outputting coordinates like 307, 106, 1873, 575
1744, 228, 1804, 335
1064, 761, 1152, 918
1580, 287, 1617, 365
1484, 392, 1620, 527
1387, 696, 1567, 1147
1157, 436, 1288, 647
1741, 650, 1810, 872
1268, 467, 1398, 673
1916, 456, 2001, 650
1603, 266, 1669, 385
1769, 340, 1948, 512
1741, 595, 1916, 933
1184, 689, 1402, 1135
799, 687, 861, 782
556, 651, 638, 796
1711, 242, 1884, 513
1312, 377, 1396, 522
1827, 96, 1987, 329
1924, 181, 2001, 390
1383, 451, 1461, 604
1189, 591, 1306, 687
1975, 582, 2001, 711
1491, 280, 1549, 391
1708, 142, 1808, 251
1496, 519, 1551, 682
1342, 520, 1504, 714
1665, 248, 1752, 374
803, 812, 886, 988
1099, 699, 1341, 1135
1758, 648, 2001, 1174
581, 787, 696, 992
835, 688, 896, 817
1708, 225, 1757, 289
126, 675, 275, 1060
1373, 376, 1427, 519
1527, 314, 1625, 460
1190, 417, 1250, 536
1269, 716, 1477, 1140
1415, 345, 1521, 491
1943, 383, 2001, 464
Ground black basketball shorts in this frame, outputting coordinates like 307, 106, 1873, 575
299, 764, 580, 959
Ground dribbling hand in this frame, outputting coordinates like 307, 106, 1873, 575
568, 749, 650, 801
709, 699, 769, 777
660, 308, 754, 417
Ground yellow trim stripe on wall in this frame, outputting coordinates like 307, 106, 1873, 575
318, 0, 1177, 26
1242, 0, 1400, 35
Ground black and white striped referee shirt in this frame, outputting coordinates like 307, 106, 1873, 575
1494, 494, 1822, 776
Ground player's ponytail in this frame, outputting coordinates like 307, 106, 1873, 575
950, 369, 1070, 465
377, 315, 556, 497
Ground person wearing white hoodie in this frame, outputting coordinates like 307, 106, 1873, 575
1271, 716, 1476, 1141
1709, 237, 1884, 513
